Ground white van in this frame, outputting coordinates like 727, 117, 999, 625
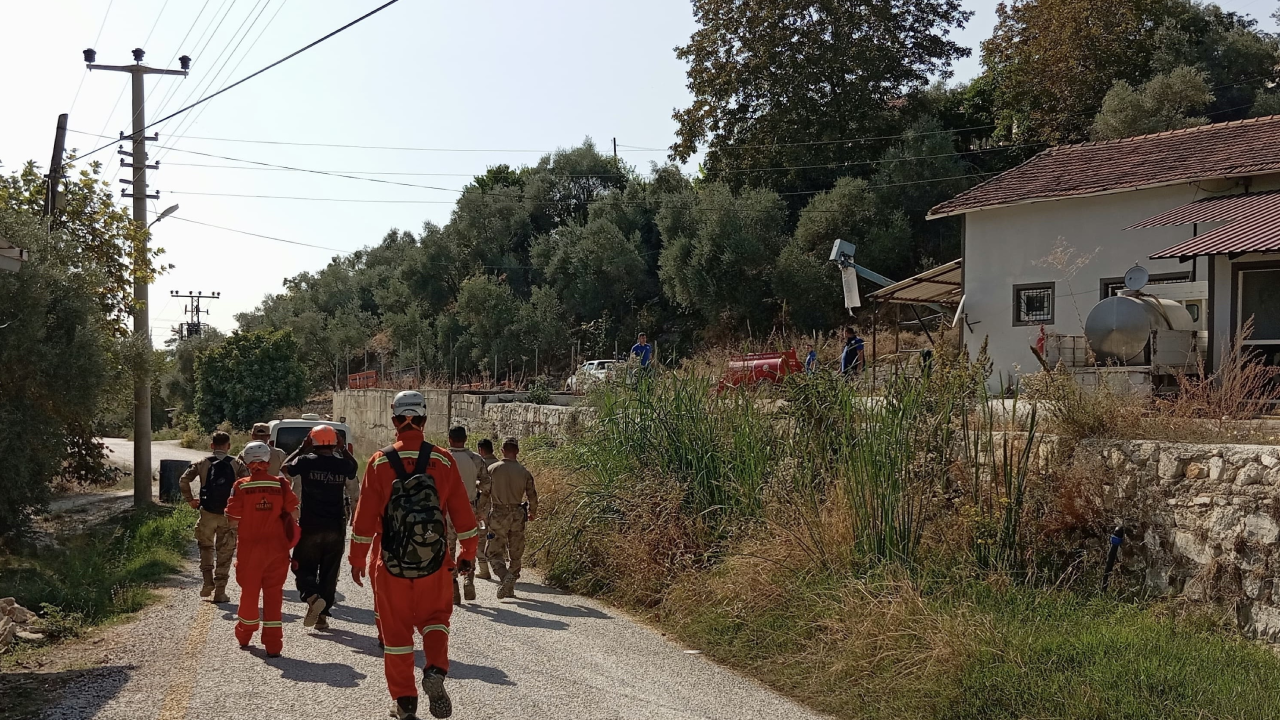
269, 414, 355, 455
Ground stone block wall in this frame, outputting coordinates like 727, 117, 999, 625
334, 389, 588, 456
1086, 439, 1280, 640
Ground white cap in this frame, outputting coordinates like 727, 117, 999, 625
392, 390, 427, 417
242, 441, 272, 464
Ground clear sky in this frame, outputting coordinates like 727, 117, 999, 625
2, 0, 1275, 336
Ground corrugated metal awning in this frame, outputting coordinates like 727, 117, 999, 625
867, 259, 962, 305
1126, 190, 1280, 229
1127, 191, 1280, 259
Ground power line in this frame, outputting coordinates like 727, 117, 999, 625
137, 132, 641, 154
69, 0, 407, 167
157, 0, 276, 159
169, 215, 352, 252
151, 0, 238, 124
69, 0, 117, 114
163, 169, 996, 206
157, 0, 291, 164
93, 0, 174, 144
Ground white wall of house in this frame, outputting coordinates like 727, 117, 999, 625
960, 183, 1240, 388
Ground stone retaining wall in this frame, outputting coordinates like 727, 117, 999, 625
1086, 439, 1280, 640
334, 389, 588, 457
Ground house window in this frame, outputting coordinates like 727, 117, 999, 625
1013, 282, 1055, 326
1099, 272, 1191, 299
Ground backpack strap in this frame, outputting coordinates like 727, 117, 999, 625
381, 445, 410, 482
381, 443, 436, 481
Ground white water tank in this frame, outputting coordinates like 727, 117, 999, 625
1084, 294, 1195, 364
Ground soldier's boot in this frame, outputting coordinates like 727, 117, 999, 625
212, 583, 231, 604
199, 569, 215, 598
503, 575, 517, 599
421, 667, 452, 719
390, 695, 418, 720
463, 573, 476, 602
475, 561, 491, 581
452, 580, 462, 607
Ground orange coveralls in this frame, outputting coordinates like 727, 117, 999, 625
225, 471, 299, 655
349, 428, 479, 701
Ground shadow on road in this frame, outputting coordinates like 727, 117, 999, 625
220, 610, 303, 623
2, 664, 133, 720
311, 627, 383, 659
509, 597, 610, 620
514, 582, 569, 597
326, 603, 377, 627
461, 604, 569, 631
448, 659, 516, 686
256, 652, 368, 688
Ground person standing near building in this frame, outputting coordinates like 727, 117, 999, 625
485, 437, 538, 600
180, 431, 249, 603
239, 423, 288, 476
283, 424, 359, 630
840, 326, 865, 375
349, 391, 479, 720
445, 426, 491, 604
224, 441, 299, 657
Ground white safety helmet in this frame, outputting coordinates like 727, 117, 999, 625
391, 390, 427, 417
242, 441, 273, 465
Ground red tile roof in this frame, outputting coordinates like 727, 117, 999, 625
927, 116, 1280, 218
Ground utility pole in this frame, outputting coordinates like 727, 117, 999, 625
44, 114, 69, 218
170, 289, 220, 339
86, 47, 189, 507
612, 137, 618, 162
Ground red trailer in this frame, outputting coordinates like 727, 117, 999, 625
718, 349, 803, 392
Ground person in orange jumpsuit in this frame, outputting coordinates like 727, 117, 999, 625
226, 441, 299, 657
349, 390, 479, 720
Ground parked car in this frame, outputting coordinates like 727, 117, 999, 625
565, 359, 621, 393
269, 414, 355, 455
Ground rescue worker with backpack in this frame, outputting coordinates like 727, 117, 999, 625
179, 431, 249, 603
283, 424, 359, 630
225, 441, 300, 657
349, 391, 479, 720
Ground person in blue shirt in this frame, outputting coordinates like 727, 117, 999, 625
804, 344, 818, 374
631, 333, 653, 368
840, 327, 865, 375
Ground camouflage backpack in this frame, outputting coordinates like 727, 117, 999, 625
379, 445, 447, 579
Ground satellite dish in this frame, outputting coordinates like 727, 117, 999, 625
1124, 265, 1150, 292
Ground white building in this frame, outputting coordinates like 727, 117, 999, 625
926, 115, 1280, 388
0, 235, 27, 273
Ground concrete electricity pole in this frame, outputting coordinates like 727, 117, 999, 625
85, 47, 189, 506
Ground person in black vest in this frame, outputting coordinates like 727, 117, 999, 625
284, 424, 359, 631
180, 431, 250, 603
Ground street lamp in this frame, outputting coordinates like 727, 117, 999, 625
148, 203, 179, 228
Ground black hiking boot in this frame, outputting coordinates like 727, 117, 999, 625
390, 695, 418, 719
421, 667, 452, 718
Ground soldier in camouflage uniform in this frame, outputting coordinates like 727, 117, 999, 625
474, 438, 499, 580
180, 431, 249, 603
445, 426, 490, 604
485, 437, 538, 599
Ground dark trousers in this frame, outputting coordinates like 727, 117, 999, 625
292, 528, 345, 616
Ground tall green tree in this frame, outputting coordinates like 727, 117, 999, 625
657, 183, 788, 332
982, 0, 1279, 142
1091, 66, 1215, 139
671, 0, 972, 195
194, 330, 307, 430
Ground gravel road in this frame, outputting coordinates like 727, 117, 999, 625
43, 558, 826, 720
100, 438, 210, 475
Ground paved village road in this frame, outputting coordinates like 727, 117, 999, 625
99, 438, 210, 476
43, 553, 826, 720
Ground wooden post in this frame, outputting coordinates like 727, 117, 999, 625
895, 304, 901, 354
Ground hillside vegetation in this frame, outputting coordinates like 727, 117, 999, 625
531, 360, 1280, 719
